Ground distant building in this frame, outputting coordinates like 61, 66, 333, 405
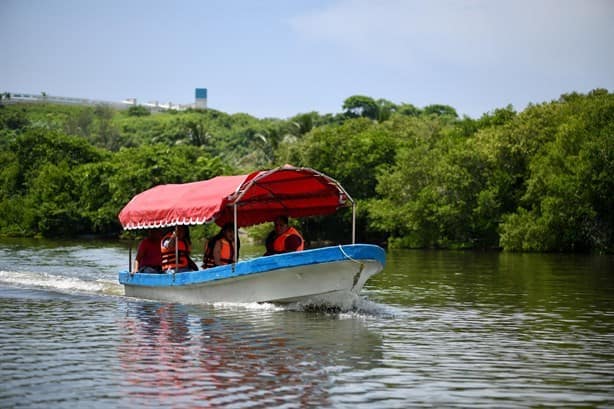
195, 88, 207, 109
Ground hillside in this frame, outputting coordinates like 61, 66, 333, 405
1, 90, 612, 252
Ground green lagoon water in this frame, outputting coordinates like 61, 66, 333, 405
1, 238, 613, 408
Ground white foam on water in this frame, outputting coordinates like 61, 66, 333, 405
0, 270, 390, 315
200, 291, 393, 316
281, 290, 404, 318
207, 301, 286, 312
0, 270, 124, 297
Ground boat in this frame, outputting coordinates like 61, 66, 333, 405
117, 165, 386, 305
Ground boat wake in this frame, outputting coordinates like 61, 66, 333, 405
281, 291, 402, 318
0, 270, 123, 297
0, 270, 397, 318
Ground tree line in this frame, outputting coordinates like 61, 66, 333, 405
0, 89, 612, 252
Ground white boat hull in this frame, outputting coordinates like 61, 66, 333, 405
119, 244, 385, 305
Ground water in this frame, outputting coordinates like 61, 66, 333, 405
1, 239, 613, 408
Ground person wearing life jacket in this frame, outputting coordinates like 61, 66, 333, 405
202, 223, 238, 268
161, 226, 195, 273
264, 215, 304, 256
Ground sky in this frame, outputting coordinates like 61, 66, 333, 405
1, 0, 613, 119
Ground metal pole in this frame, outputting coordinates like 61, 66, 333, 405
352, 202, 356, 244
174, 226, 179, 274
128, 240, 132, 273
233, 203, 238, 267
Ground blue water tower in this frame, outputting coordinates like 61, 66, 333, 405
195, 88, 207, 109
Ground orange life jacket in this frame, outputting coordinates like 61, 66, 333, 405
272, 226, 304, 253
218, 238, 233, 264
203, 237, 234, 268
160, 232, 190, 271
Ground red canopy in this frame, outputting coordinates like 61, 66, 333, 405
118, 165, 352, 230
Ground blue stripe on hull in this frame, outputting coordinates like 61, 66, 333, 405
119, 244, 385, 288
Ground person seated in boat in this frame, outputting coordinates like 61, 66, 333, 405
264, 215, 304, 256
161, 226, 198, 273
202, 223, 239, 268
134, 229, 163, 273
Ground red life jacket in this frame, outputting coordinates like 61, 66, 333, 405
136, 237, 162, 269
161, 232, 190, 271
272, 227, 304, 253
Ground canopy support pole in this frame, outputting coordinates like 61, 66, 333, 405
174, 226, 179, 274
352, 202, 356, 245
233, 204, 238, 271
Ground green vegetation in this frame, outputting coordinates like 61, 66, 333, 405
1, 89, 612, 253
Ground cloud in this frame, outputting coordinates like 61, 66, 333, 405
289, 0, 614, 76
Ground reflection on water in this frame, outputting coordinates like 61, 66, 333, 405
118, 302, 383, 407
374, 250, 614, 312
1, 239, 614, 408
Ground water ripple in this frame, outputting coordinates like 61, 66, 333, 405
2, 245, 614, 408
